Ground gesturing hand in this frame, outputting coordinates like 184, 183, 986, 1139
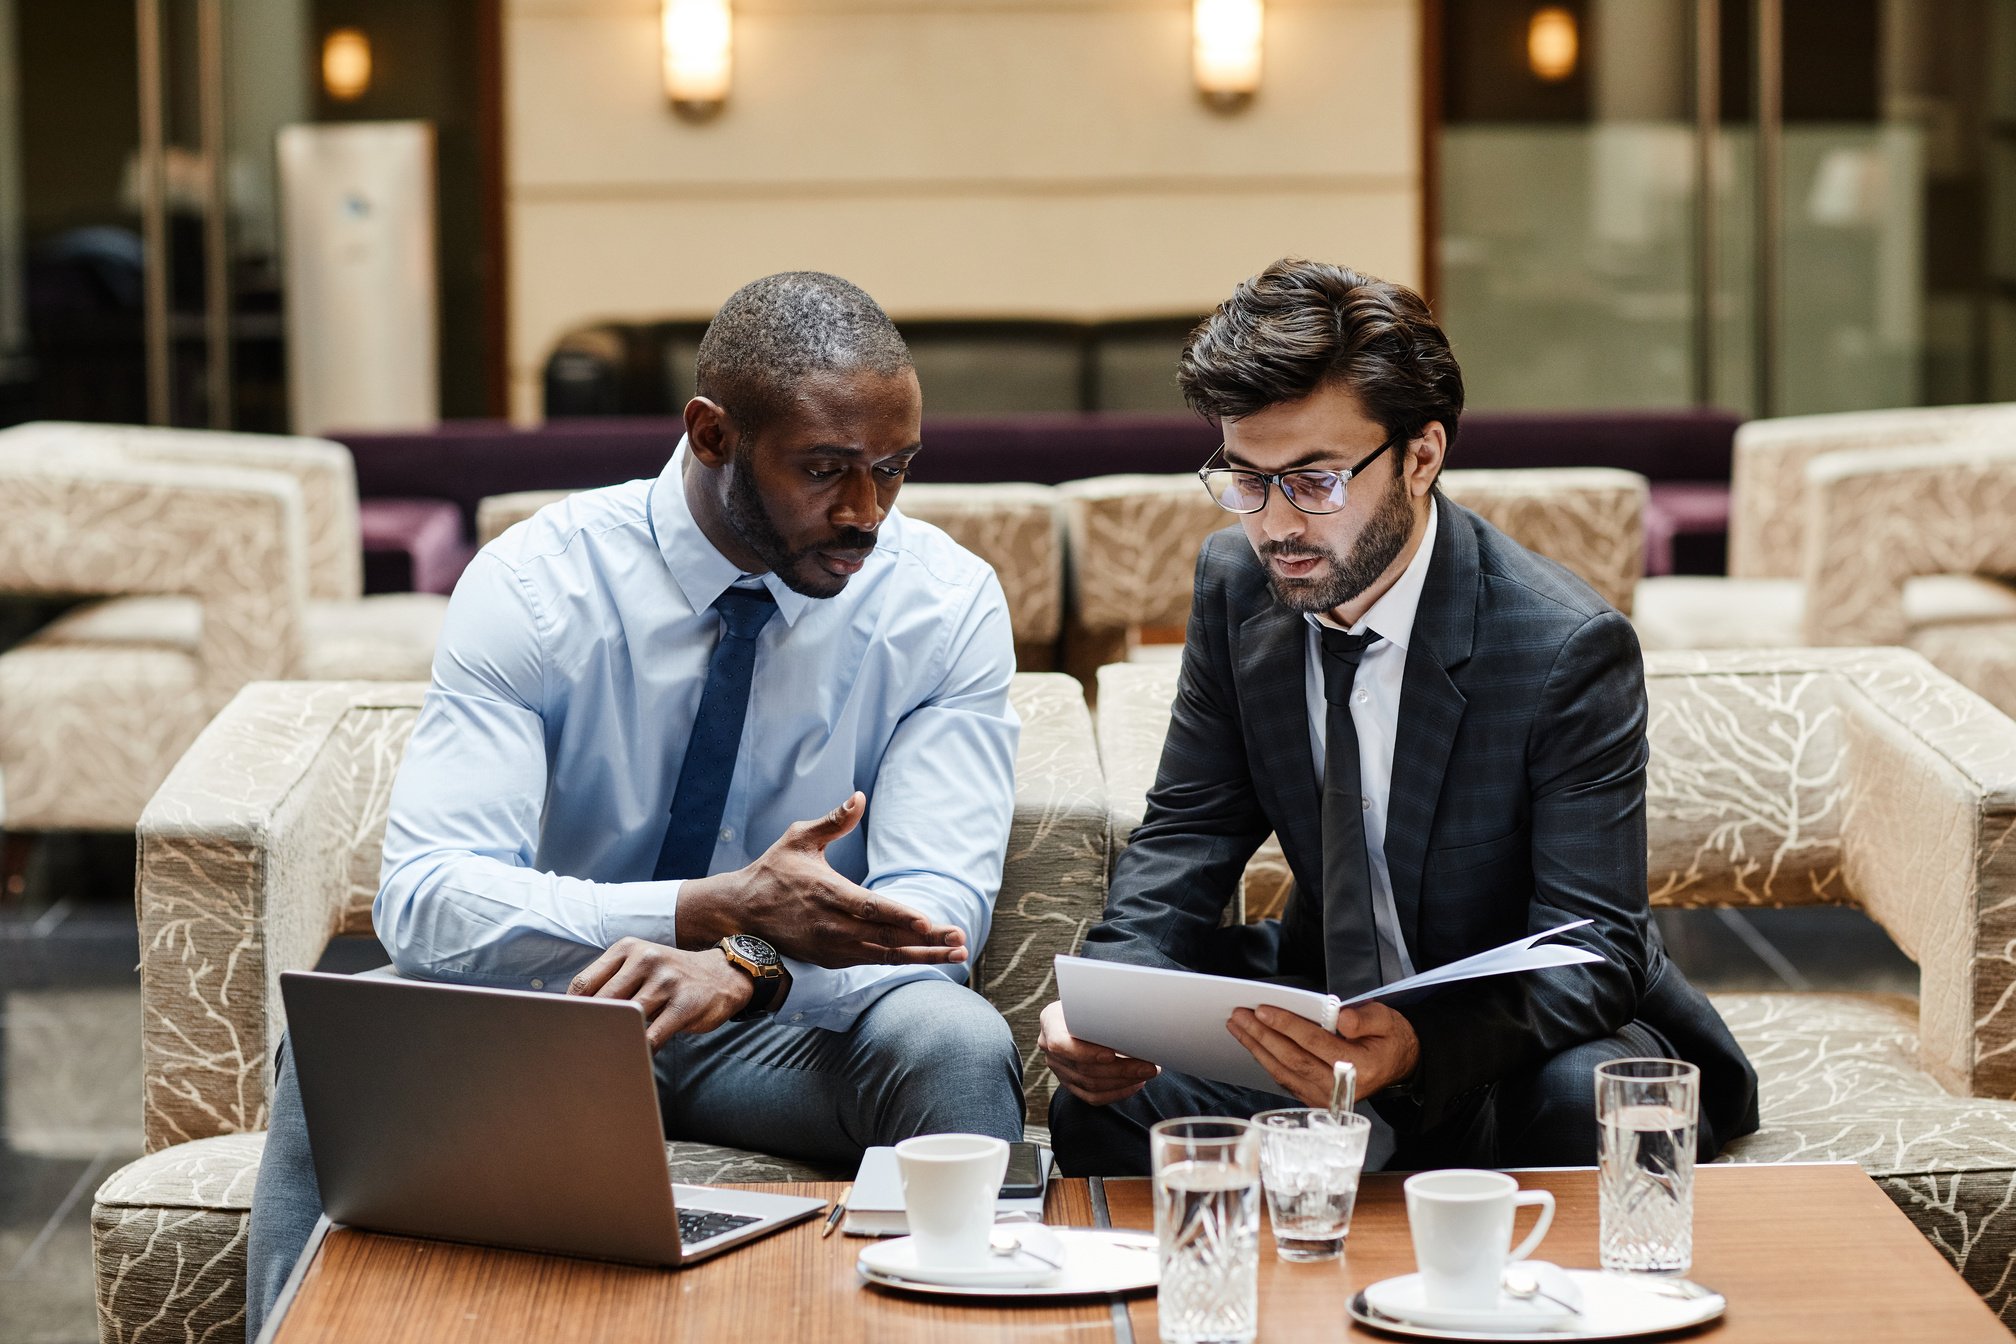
1226, 1001, 1421, 1109
681, 792, 968, 969
1037, 999, 1160, 1107
568, 938, 754, 1049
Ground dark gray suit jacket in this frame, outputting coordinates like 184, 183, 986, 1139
1082, 494, 1759, 1150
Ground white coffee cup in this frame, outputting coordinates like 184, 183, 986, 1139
1404, 1169, 1555, 1311
894, 1133, 1010, 1269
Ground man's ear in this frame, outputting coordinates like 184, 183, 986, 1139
1405, 422, 1447, 498
683, 396, 734, 468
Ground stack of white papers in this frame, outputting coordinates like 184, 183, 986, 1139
1053, 920, 1604, 1095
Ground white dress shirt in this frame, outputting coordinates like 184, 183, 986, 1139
1296, 500, 1439, 1172
1300, 497, 1437, 987
375, 442, 1020, 1032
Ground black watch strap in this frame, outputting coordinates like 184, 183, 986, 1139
732, 967, 785, 1021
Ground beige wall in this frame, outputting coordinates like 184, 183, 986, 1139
505, 0, 1423, 421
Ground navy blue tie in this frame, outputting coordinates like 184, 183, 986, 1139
653, 586, 778, 881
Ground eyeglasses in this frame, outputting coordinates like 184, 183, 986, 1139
1196, 431, 1405, 516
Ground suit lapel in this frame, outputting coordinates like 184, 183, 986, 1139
1385, 493, 1478, 955
1233, 599, 1323, 897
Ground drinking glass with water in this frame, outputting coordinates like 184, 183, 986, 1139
1252, 1108, 1370, 1262
1151, 1117, 1260, 1344
1596, 1058, 1700, 1275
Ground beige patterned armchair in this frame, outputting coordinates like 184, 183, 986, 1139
0, 422, 446, 835
1097, 648, 2016, 1321
1060, 468, 1647, 682
1634, 406, 2016, 715
90, 671, 1106, 1343
478, 483, 1066, 669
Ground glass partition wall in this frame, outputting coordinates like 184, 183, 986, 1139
1435, 0, 2015, 416
0, 0, 498, 432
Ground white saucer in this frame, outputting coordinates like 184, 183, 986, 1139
857, 1229, 1159, 1298
1350, 1269, 1726, 1342
857, 1236, 1059, 1288
1363, 1271, 1577, 1333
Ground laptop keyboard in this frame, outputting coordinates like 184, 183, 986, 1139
678, 1207, 762, 1245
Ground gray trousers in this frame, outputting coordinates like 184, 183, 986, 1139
243, 977, 1022, 1341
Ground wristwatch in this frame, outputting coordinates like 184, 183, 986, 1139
718, 934, 786, 1020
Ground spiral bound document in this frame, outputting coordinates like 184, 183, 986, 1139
1053, 920, 1604, 1095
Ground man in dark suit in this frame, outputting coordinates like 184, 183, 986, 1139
1040, 259, 1757, 1175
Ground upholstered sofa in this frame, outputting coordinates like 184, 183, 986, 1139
1096, 648, 2016, 1321
1060, 467, 1647, 682
0, 423, 446, 840
89, 672, 1105, 1343
1634, 406, 2016, 716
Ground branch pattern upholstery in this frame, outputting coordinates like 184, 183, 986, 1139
1727, 403, 2016, 580
1800, 441, 2016, 647
95, 671, 1108, 1342
1095, 647, 2016, 1318
1636, 409, 2016, 718
0, 423, 443, 832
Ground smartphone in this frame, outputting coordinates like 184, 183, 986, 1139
999, 1140, 1045, 1199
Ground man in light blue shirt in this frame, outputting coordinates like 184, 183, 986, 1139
245, 273, 1023, 1336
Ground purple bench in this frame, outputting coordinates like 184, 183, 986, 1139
334, 409, 1739, 594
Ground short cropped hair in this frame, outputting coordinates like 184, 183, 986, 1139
695, 271, 913, 434
1178, 259, 1465, 449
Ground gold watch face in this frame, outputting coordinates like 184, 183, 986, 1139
722, 934, 782, 977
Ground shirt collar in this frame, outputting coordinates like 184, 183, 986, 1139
649, 438, 815, 627
1305, 496, 1439, 650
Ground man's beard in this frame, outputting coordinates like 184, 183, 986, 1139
723, 447, 876, 599
1259, 467, 1416, 614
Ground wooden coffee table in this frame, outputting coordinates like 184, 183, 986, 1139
264, 1163, 2007, 1343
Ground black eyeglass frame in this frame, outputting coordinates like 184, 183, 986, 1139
1196, 429, 1407, 516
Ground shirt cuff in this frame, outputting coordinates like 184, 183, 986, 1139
596, 880, 682, 951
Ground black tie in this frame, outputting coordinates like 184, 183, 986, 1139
1318, 626, 1384, 999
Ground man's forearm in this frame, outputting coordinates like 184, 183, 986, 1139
672, 871, 741, 948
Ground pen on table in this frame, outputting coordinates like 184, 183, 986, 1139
820, 1184, 851, 1239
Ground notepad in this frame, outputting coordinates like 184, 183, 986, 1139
1054, 920, 1605, 1095
841, 1144, 1054, 1237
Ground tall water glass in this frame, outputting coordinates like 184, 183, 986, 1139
1253, 1109, 1370, 1261
1596, 1058, 1699, 1275
1151, 1117, 1261, 1344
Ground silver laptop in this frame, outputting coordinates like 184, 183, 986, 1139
280, 970, 826, 1265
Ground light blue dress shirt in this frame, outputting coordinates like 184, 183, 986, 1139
374, 444, 1020, 1032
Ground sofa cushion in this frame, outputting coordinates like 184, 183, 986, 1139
1910, 622, 2016, 717
1712, 991, 2016, 1321
1631, 577, 1804, 650
1634, 574, 2016, 655
299, 595, 447, 681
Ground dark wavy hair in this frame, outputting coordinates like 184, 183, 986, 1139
1178, 259, 1464, 452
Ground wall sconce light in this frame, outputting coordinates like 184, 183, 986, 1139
1526, 6, 1578, 83
662, 0, 732, 119
1193, 0, 1263, 110
321, 28, 372, 102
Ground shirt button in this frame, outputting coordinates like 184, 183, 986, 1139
1361, 798, 1372, 812
530, 978, 544, 990
1354, 689, 1370, 706
792, 1013, 805, 1023
719, 826, 734, 842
